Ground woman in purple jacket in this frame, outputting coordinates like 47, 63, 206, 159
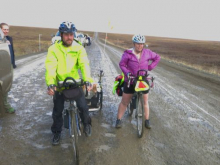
116, 34, 160, 129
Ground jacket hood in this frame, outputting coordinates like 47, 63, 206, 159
124, 48, 148, 55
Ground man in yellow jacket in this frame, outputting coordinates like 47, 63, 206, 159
45, 21, 93, 145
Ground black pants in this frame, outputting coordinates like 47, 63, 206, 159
51, 89, 91, 133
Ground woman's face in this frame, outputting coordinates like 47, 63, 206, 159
134, 43, 144, 53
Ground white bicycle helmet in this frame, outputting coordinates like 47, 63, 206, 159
132, 34, 146, 43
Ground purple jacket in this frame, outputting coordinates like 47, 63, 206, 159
119, 48, 160, 82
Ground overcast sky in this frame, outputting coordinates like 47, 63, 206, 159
1, 0, 220, 41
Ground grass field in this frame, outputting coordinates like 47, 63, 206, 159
10, 26, 94, 56
98, 33, 220, 76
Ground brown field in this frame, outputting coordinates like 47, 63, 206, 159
7, 26, 220, 76
9, 26, 94, 56
99, 33, 220, 76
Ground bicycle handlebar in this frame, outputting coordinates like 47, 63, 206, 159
127, 70, 155, 88
57, 78, 90, 97
127, 75, 136, 88
57, 78, 85, 88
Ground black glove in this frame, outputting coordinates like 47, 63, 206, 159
85, 81, 92, 87
48, 84, 56, 91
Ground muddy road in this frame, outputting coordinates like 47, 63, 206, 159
0, 34, 220, 165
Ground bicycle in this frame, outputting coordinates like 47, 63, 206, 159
127, 69, 155, 138
57, 77, 89, 165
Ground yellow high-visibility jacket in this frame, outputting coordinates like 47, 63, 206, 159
45, 40, 93, 87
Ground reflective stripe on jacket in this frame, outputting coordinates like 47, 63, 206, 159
45, 40, 93, 86
119, 48, 160, 82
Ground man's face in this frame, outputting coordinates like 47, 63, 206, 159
62, 33, 74, 46
1, 25, 9, 36
134, 43, 144, 53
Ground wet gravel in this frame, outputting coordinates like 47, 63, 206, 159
0, 34, 220, 165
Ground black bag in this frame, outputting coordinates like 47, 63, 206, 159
91, 93, 99, 108
62, 77, 83, 100
63, 87, 83, 100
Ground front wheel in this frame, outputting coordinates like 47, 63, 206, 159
97, 91, 103, 111
99, 90, 103, 110
69, 111, 79, 165
136, 94, 144, 138
128, 96, 136, 116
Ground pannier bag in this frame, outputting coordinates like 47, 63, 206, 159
112, 73, 124, 96
83, 83, 101, 108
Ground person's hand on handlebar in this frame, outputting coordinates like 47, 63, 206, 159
127, 72, 132, 78
85, 81, 93, 91
47, 85, 57, 96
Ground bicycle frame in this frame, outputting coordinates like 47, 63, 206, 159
127, 70, 154, 138
56, 77, 86, 165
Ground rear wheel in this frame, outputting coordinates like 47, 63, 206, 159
97, 91, 103, 111
69, 111, 79, 165
136, 94, 144, 138
99, 91, 103, 110
127, 102, 133, 116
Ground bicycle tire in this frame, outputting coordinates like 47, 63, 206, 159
136, 94, 144, 138
76, 110, 82, 135
69, 111, 79, 165
100, 90, 103, 110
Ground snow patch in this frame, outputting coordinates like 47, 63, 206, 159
46, 112, 52, 116
104, 133, 116, 138
101, 123, 111, 129
188, 117, 202, 122
95, 145, 111, 152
